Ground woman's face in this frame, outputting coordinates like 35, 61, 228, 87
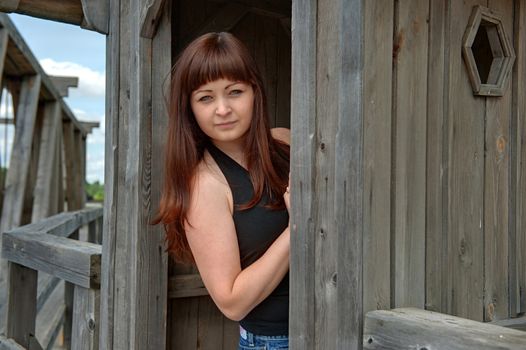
190, 78, 254, 148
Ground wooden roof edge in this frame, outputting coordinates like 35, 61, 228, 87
0, 0, 109, 35
0, 14, 90, 136
80, 121, 100, 134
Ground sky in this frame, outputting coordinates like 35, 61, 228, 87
4, 14, 106, 183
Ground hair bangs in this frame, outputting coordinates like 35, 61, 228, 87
186, 39, 253, 92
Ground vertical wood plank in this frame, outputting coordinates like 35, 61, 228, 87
393, 0, 429, 309
362, 0, 393, 315
314, 0, 340, 347
72, 285, 100, 350
56, 120, 65, 213
275, 27, 291, 128
222, 317, 239, 349
167, 298, 199, 350
484, 0, 512, 322
447, 0, 486, 321
426, 0, 448, 314
99, 0, 119, 345
144, 0, 170, 347
0, 28, 8, 88
6, 262, 38, 348
64, 229, 79, 349
63, 121, 79, 211
74, 130, 85, 208
513, 0, 526, 316
196, 297, 223, 350
0, 74, 41, 281
335, 0, 365, 347
290, 0, 317, 348
32, 101, 60, 221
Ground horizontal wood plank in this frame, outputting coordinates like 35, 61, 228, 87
168, 274, 208, 298
2, 231, 101, 288
364, 308, 526, 349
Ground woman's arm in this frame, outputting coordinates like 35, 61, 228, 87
185, 169, 290, 321
271, 127, 290, 145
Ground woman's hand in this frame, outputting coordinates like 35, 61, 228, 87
284, 175, 291, 213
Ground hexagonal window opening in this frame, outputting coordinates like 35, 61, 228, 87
462, 6, 515, 96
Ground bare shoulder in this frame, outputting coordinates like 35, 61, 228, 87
271, 127, 290, 145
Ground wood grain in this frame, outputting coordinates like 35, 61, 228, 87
364, 308, 526, 349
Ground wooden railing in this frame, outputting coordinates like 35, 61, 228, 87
364, 308, 526, 350
1, 207, 103, 350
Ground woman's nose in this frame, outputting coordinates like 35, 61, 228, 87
215, 98, 231, 116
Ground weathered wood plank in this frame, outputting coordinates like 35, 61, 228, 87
0, 73, 41, 282
181, 2, 249, 47
98, 0, 120, 346
6, 262, 37, 348
484, 0, 512, 322
63, 121, 81, 211
447, 0, 486, 321
289, 0, 317, 348
425, 0, 448, 314
2, 231, 101, 288
313, 0, 340, 347
32, 101, 60, 222
362, 0, 393, 315
197, 297, 223, 350
274, 26, 291, 128
364, 308, 526, 350
49, 76, 78, 97
168, 274, 208, 298
334, 0, 365, 348
35, 278, 64, 349
0, 28, 9, 87
510, 0, 526, 315
139, 0, 166, 38
12, 207, 102, 237
80, 0, 109, 34
72, 285, 100, 350
168, 298, 199, 350
1, 0, 83, 28
222, 317, 239, 350
0, 336, 25, 350
0, 74, 41, 230
392, 0, 429, 309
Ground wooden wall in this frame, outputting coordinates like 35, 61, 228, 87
362, 0, 526, 324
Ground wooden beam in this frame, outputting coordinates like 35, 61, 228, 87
0, 118, 14, 124
210, 0, 291, 18
2, 231, 101, 288
0, 28, 9, 87
0, 0, 20, 12
364, 308, 526, 349
49, 76, 78, 98
6, 262, 37, 348
140, 0, 166, 38
80, 0, 109, 35
32, 101, 60, 221
0, 15, 90, 136
72, 286, 100, 350
168, 274, 208, 298
80, 121, 99, 134
63, 121, 80, 210
2, 0, 83, 28
0, 74, 41, 231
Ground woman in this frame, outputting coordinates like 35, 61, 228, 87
155, 32, 291, 349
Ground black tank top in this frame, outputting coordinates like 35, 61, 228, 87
207, 144, 289, 336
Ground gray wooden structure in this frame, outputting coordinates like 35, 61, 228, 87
0, 12, 100, 350
2, 0, 526, 349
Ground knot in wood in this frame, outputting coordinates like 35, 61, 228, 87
496, 136, 506, 153
88, 318, 96, 331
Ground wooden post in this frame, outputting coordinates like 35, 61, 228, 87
72, 285, 100, 350
0, 74, 41, 282
63, 121, 81, 211
290, 0, 364, 349
64, 229, 79, 349
6, 262, 38, 348
0, 27, 9, 88
100, 0, 169, 348
32, 101, 60, 221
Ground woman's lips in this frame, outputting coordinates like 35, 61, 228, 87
215, 121, 237, 128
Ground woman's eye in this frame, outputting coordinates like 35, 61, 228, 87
230, 89, 243, 96
198, 95, 212, 102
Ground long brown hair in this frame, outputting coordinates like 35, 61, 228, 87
154, 32, 289, 263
